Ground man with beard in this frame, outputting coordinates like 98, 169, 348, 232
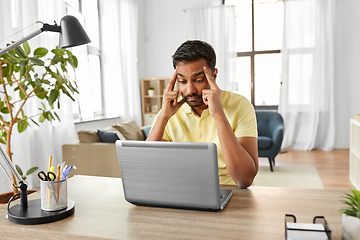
146, 40, 258, 188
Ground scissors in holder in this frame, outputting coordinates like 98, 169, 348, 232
38, 171, 56, 181
38, 171, 59, 204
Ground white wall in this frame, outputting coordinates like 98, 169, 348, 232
140, 0, 222, 79
334, 0, 360, 148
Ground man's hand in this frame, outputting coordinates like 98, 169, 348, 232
160, 69, 185, 120
202, 66, 223, 117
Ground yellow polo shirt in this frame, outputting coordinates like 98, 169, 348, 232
160, 90, 257, 185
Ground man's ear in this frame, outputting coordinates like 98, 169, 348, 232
213, 68, 218, 82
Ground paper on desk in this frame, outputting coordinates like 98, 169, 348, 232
286, 222, 328, 240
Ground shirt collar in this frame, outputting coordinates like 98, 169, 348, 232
181, 102, 210, 118
181, 103, 192, 114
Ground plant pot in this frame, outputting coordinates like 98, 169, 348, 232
148, 89, 154, 96
342, 213, 360, 240
0, 190, 39, 206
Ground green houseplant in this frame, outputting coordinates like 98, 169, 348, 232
0, 42, 79, 195
339, 187, 360, 239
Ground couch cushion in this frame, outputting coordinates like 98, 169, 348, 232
78, 130, 101, 143
78, 126, 126, 143
103, 126, 126, 140
112, 121, 144, 140
97, 130, 120, 143
258, 136, 272, 149
141, 125, 152, 139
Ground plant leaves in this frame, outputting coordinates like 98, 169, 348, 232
54, 111, 61, 121
47, 111, 54, 121
15, 164, 24, 176
340, 187, 360, 218
1, 107, 9, 114
48, 89, 59, 106
34, 47, 48, 57
6, 52, 21, 61
20, 67, 26, 78
39, 115, 45, 123
23, 42, 31, 55
15, 46, 27, 58
19, 59, 29, 69
35, 78, 42, 86
26, 167, 39, 176
17, 120, 29, 133
51, 55, 62, 65
50, 71, 61, 83
30, 119, 39, 127
29, 57, 44, 66
20, 109, 26, 118
72, 55, 78, 68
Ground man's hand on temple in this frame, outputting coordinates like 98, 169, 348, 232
160, 69, 185, 120
202, 66, 223, 117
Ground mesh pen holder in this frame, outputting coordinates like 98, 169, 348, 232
40, 178, 68, 211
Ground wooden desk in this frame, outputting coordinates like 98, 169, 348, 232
0, 175, 345, 239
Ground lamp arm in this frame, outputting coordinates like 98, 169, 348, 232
0, 28, 43, 57
0, 144, 22, 184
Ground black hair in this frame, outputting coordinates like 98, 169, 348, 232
172, 40, 216, 71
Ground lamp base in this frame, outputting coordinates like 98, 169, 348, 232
7, 199, 75, 225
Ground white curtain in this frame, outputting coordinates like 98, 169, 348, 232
186, 5, 237, 91
0, 0, 77, 194
100, 0, 142, 127
279, 0, 335, 151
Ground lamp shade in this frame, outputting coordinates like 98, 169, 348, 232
59, 15, 91, 48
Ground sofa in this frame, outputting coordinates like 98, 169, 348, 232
62, 121, 151, 178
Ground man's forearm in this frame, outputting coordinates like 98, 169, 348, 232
214, 112, 258, 188
146, 113, 169, 141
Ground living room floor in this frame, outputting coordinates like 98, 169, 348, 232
259, 149, 352, 190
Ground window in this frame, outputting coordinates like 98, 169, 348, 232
65, 0, 104, 121
225, 0, 283, 109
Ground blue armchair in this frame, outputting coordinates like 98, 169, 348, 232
256, 111, 284, 172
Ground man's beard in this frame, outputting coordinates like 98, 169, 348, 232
182, 93, 205, 108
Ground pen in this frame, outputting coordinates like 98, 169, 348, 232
60, 165, 73, 180
48, 155, 52, 172
57, 164, 60, 201
62, 165, 68, 176
59, 161, 66, 177
57, 164, 60, 181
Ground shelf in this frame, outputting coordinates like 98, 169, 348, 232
141, 78, 170, 126
144, 95, 163, 98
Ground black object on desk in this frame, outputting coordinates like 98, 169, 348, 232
285, 214, 331, 240
6, 181, 75, 225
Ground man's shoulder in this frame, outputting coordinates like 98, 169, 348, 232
222, 90, 252, 107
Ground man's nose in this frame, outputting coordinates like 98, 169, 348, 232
186, 82, 196, 95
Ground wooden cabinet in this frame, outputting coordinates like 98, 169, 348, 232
141, 78, 170, 126
350, 118, 360, 190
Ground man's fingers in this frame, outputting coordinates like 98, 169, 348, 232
164, 91, 179, 101
166, 69, 178, 92
174, 98, 185, 107
203, 66, 219, 90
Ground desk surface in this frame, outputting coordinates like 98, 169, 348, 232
0, 175, 345, 240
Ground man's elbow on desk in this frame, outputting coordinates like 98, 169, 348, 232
236, 179, 254, 189
234, 170, 258, 189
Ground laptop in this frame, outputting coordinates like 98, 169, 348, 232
115, 140, 233, 211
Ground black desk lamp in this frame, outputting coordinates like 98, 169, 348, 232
0, 15, 90, 224
0, 15, 90, 56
